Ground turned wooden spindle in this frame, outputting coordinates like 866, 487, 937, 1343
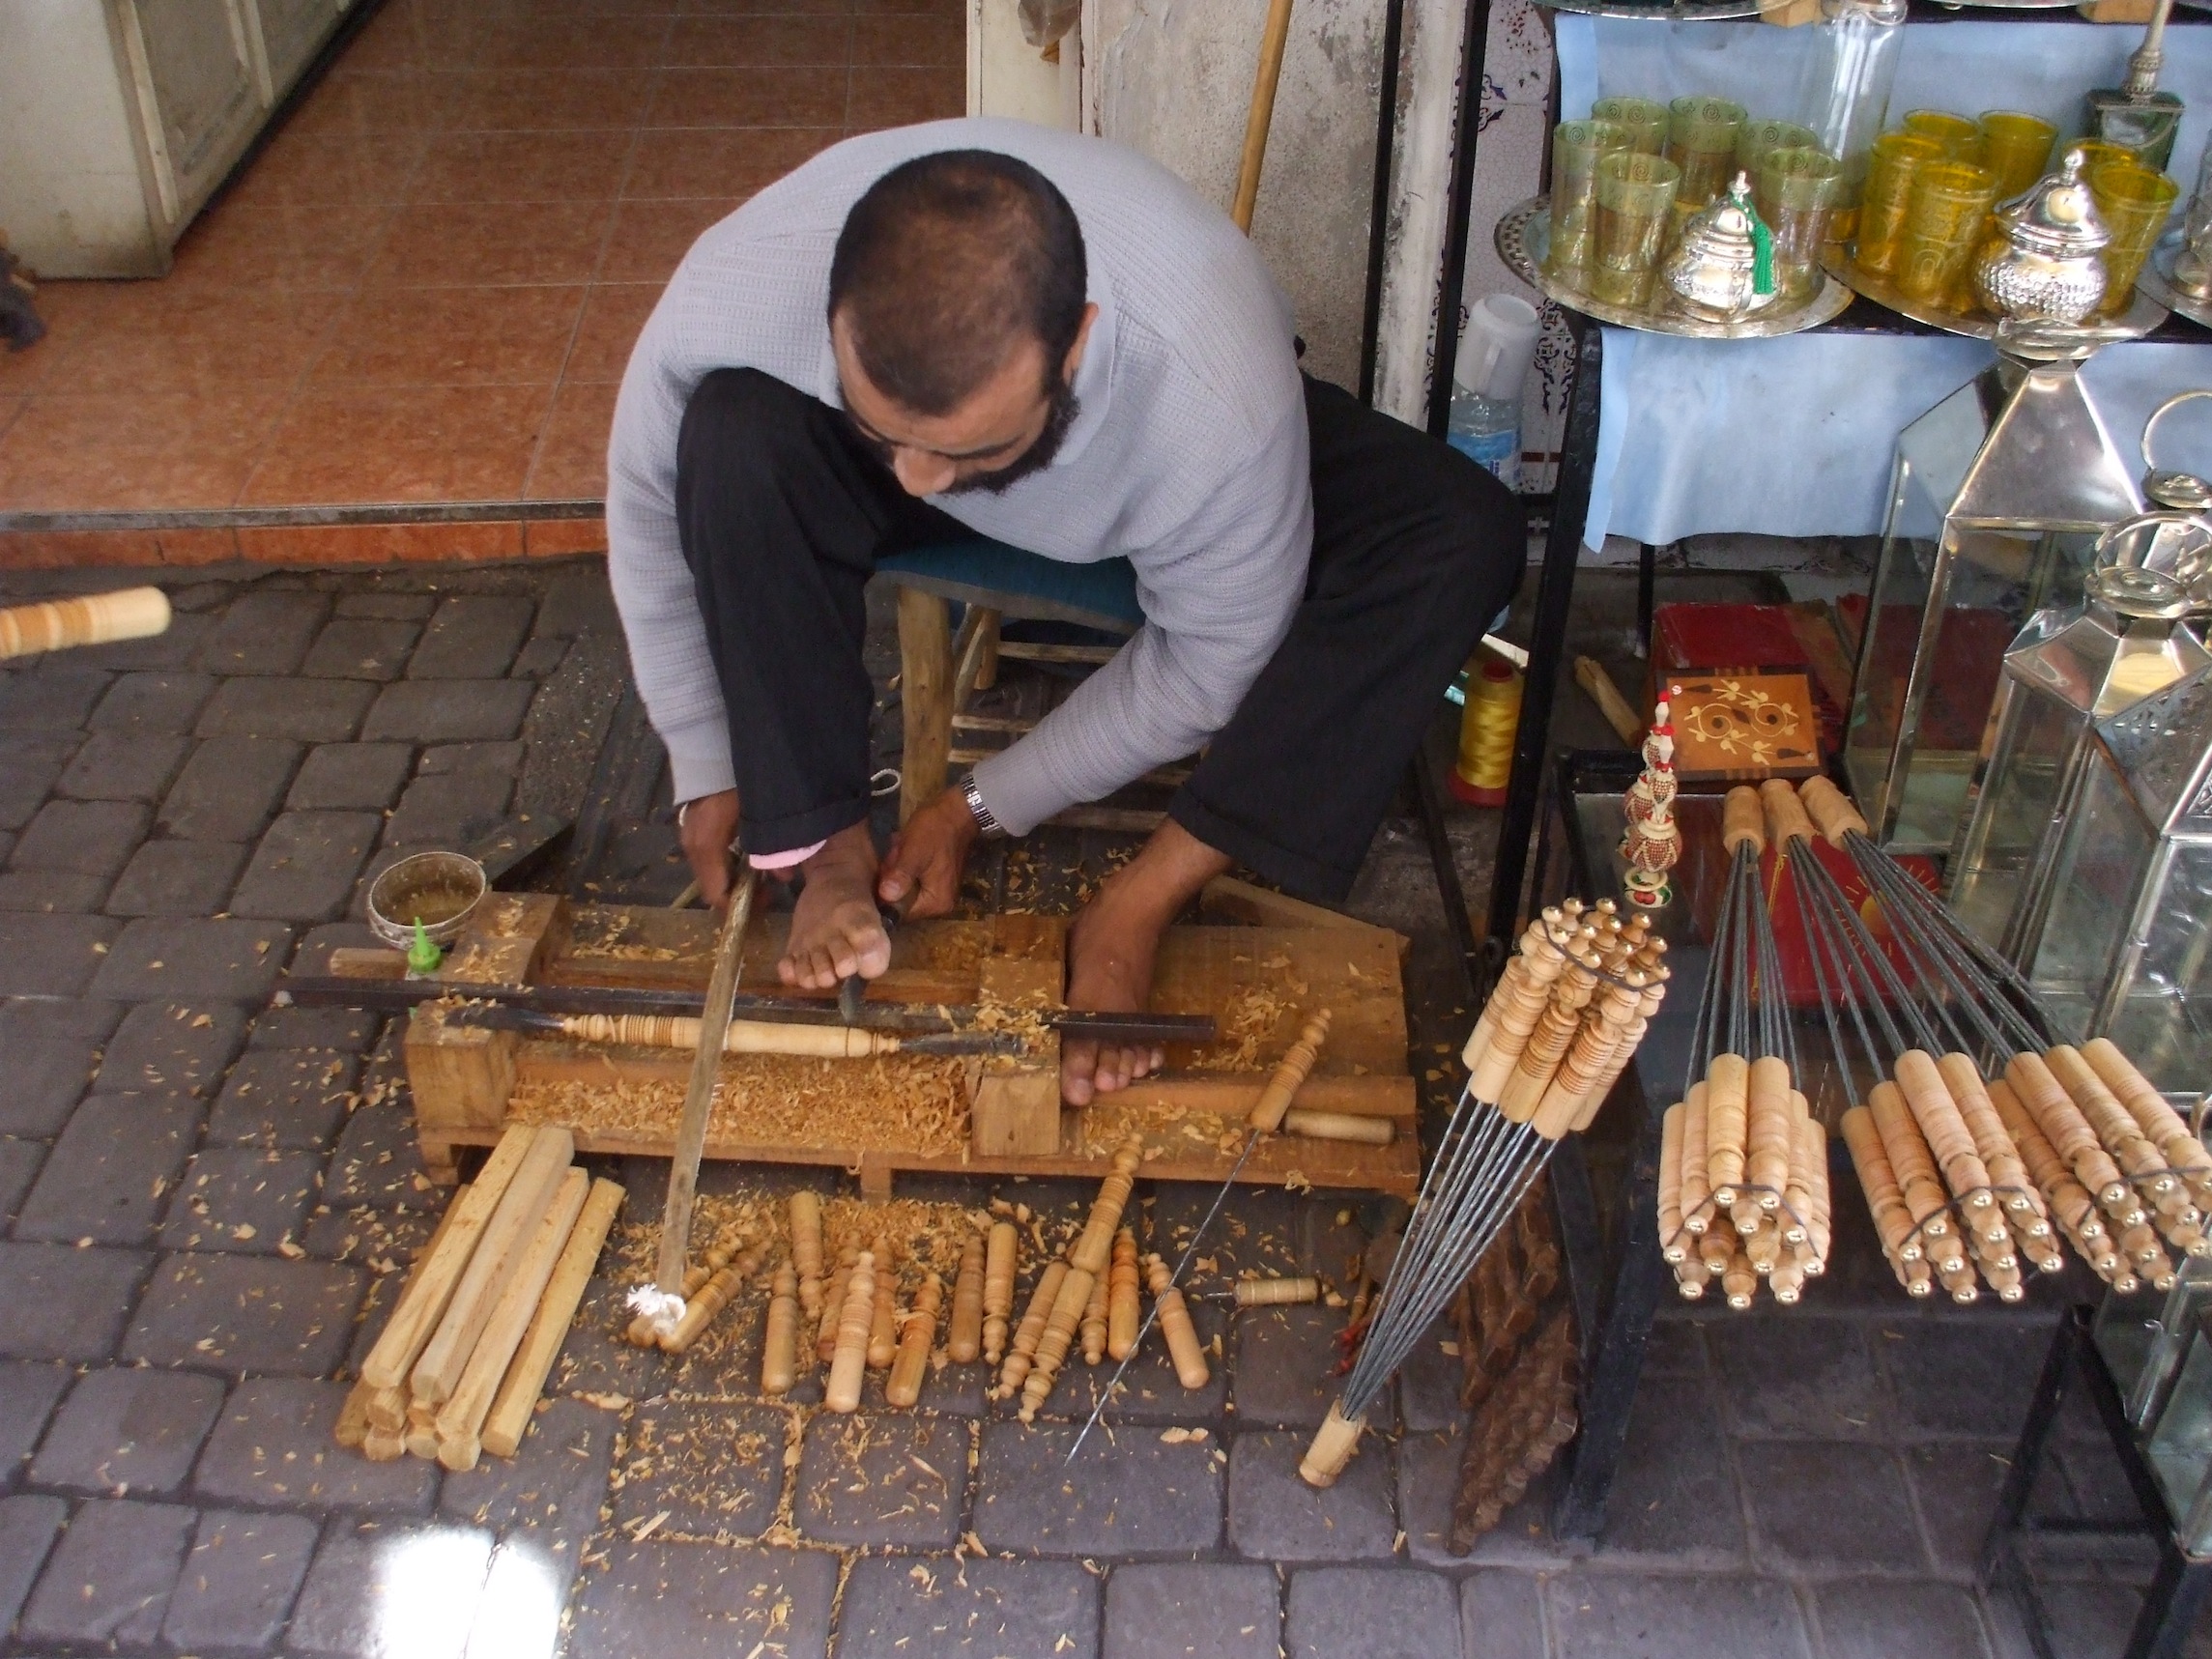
630, 1251, 725, 1347
1145, 1252, 1211, 1389
659, 1253, 744, 1356
1249, 1014, 1333, 1133
1299, 1399, 1366, 1488
1697, 1217, 1738, 1278
1234, 1275, 1319, 1307
1868, 1081, 1951, 1238
1279, 1108, 1395, 1145
1107, 1228, 1140, 1359
982, 1220, 1018, 1366
2006, 1052, 2129, 1207
1568, 967, 1671, 1135
824, 1250, 877, 1413
1841, 1105, 1923, 1270
999, 1258, 1067, 1397
2045, 1044, 2168, 1187
868, 1238, 901, 1368
1021, 1264, 1098, 1420
1744, 1055, 1795, 1207
1497, 952, 1599, 1119
1531, 972, 1646, 1139
1674, 1251, 1713, 1300
557, 1014, 899, 1057
1721, 1243, 1759, 1310
1462, 918, 1570, 1068
819, 1245, 860, 1361
1705, 1054, 1751, 1206
2082, 1038, 2212, 1188
1658, 1102, 1687, 1261
1679, 1080, 1711, 1233
887, 1273, 942, 1409
790, 1191, 824, 1320
1796, 774, 1869, 847
1073, 1138, 1147, 1274
1468, 929, 1583, 1099
1935, 1053, 2039, 1216
948, 1235, 986, 1364
1989, 1078, 2106, 1244
1894, 1050, 1994, 1206
1081, 1272, 1109, 1363
0, 586, 170, 661
762, 1260, 800, 1395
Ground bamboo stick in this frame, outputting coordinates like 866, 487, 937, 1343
824, 1250, 876, 1413
761, 1261, 801, 1396
436, 1167, 589, 1470
948, 1234, 986, 1363
481, 1177, 624, 1458
412, 1126, 574, 1407
888, 1273, 942, 1409
982, 1220, 1018, 1366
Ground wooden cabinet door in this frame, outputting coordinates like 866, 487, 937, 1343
116, 0, 261, 222
251, 0, 344, 102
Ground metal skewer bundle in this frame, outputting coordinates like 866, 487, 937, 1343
1776, 777, 2210, 1300
1299, 899, 1668, 1489
1656, 786, 1830, 1308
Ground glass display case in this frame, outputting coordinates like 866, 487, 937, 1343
2026, 667, 2212, 1094
2145, 1303, 2212, 1552
1846, 356, 2144, 854
1947, 566, 2210, 951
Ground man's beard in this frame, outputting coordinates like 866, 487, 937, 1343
943, 378, 1080, 496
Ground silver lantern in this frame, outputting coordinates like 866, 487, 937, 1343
2021, 663, 2212, 1094
1844, 355, 2143, 852
1948, 565, 2211, 953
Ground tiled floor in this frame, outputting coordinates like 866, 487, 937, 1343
0, 0, 962, 540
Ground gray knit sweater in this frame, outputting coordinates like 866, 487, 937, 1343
606, 118, 1310, 838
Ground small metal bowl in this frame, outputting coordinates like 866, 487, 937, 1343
366, 851, 487, 952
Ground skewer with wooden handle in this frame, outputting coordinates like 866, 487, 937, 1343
887, 1273, 942, 1409
761, 1260, 801, 1395
0, 586, 169, 660
2082, 1038, 2212, 1194
1657, 1102, 1687, 1261
641, 867, 759, 1339
480, 1176, 625, 1459
947, 1234, 986, 1363
436, 1167, 589, 1470
982, 1221, 1017, 1366
824, 1250, 876, 1413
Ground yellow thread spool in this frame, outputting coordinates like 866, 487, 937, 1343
1451, 653, 1522, 806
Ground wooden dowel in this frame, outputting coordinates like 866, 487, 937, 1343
363, 1379, 413, 1436
1234, 1275, 1318, 1306
1081, 1271, 1109, 1363
998, 1258, 1067, 1398
1072, 1138, 1147, 1274
412, 1126, 573, 1407
1705, 1054, 1750, 1204
360, 1127, 536, 1390
790, 1190, 824, 1320
948, 1234, 986, 1364
868, 1238, 900, 1369
819, 1245, 859, 1361
1230, 0, 1296, 233
1146, 1253, 1211, 1389
1248, 1014, 1332, 1133
1680, 1080, 1711, 1233
1745, 1055, 1794, 1203
361, 1424, 406, 1462
1298, 1399, 1366, 1489
336, 1384, 375, 1449
352, 1186, 476, 1432
405, 1403, 440, 1461
436, 1167, 589, 1470
0, 586, 170, 660
888, 1273, 942, 1409
1279, 1107, 1394, 1145
1796, 776, 1869, 846
481, 1176, 623, 1459
1658, 1101, 1687, 1259
761, 1261, 801, 1396
824, 1250, 876, 1413
1107, 1228, 1140, 1360
982, 1221, 1017, 1366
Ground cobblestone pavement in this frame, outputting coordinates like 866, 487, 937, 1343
0, 562, 2173, 1659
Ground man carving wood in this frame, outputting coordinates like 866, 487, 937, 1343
607, 119, 1521, 1106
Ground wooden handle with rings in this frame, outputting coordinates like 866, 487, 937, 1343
790, 1190, 824, 1319
559, 1013, 900, 1057
824, 1251, 877, 1413
1721, 786, 1765, 855
1249, 1012, 1332, 1132
982, 1220, 1018, 1366
1797, 776, 1868, 847
0, 586, 169, 660
1146, 1252, 1212, 1389
948, 1235, 986, 1363
1760, 778, 1817, 847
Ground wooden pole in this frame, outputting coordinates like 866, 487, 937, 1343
1231, 0, 1297, 234
480, 1176, 624, 1458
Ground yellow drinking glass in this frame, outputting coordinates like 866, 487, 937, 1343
1591, 151, 1682, 309
1666, 96, 1748, 210
1896, 161, 1997, 305
1548, 119, 1634, 289
1592, 97, 1669, 156
2091, 161, 2181, 315
1977, 112, 2055, 202
1854, 131, 1945, 277
1903, 110, 1984, 164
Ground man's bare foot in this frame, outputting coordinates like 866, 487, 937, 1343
1061, 819, 1231, 1105
779, 821, 893, 989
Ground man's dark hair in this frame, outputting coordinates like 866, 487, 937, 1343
829, 150, 1088, 416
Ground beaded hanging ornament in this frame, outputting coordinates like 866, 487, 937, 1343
1620, 698, 1681, 907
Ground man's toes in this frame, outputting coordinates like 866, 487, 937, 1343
776, 955, 802, 987
1062, 1040, 1099, 1106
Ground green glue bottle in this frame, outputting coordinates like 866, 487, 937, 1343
406, 918, 442, 977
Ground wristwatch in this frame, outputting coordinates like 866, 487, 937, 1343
962, 774, 1007, 840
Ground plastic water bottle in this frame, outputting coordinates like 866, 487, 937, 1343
1446, 293, 1540, 491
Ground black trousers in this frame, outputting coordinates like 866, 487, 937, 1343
675, 367, 1524, 901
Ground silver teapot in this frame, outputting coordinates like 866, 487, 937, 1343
1661, 173, 1782, 322
1972, 149, 2110, 326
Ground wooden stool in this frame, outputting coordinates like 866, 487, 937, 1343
876, 541, 1142, 823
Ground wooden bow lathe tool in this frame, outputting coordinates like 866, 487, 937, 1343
627, 864, 759, 1342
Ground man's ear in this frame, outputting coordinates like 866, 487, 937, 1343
1062, 302, 1101, 385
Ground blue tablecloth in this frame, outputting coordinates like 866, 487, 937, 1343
1552, 13, 2212, 550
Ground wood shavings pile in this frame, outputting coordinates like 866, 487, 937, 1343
507, 1050, 972, 1158
564, 909, 695, 963
922, 929, 991, 974
1077, 1099, 1245, 1160
1191, 984, 1293, 1072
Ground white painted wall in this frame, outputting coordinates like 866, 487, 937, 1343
0, 0, 162, 275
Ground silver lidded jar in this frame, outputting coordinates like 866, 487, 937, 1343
1973, 148, 2110, 326
1662, 173, 1782, 321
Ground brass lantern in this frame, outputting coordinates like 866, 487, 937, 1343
1948, 565, 2211, 951
1844, 355, 2143, 852
2021, 664, 2212, 1093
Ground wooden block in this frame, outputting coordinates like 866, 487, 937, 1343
360, 1134, 534, 1390
407, 1006, 515, 1137
974, 1058, 1062, 1158
439, 894, 569, 988
481, 1176, 624, 1458
330, 947, 407, 981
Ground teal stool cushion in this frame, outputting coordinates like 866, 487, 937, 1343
876, 541, 1142, 637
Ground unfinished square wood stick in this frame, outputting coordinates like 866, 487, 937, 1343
481, 1175, 624, 1457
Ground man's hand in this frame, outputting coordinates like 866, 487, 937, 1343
678, 789, 740, 908
877, 786, 978, 919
